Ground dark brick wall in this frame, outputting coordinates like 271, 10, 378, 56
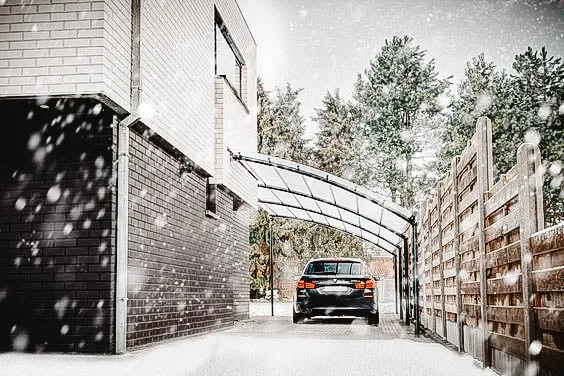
126, 126, 250, 349
0, 98, 117, 353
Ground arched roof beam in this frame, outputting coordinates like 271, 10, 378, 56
231, 152, 415, 225
259, 183, 406, 241
265, 214, 399, 257
260, 200, 399, 253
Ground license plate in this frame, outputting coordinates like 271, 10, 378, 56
324, 286, 347, 292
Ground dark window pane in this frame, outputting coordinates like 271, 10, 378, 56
305, 261, 362, 275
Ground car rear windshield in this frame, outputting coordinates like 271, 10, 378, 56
305, 261, 362, 275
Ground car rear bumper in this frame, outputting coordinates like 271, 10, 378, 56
294, 299, 377, 317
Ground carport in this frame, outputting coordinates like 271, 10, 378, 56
230, 151, 420, 333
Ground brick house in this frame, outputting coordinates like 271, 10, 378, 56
0, 0, 256, 354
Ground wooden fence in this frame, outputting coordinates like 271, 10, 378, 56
408, 117, 563, 375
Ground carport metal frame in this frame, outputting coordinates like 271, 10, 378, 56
231, 152, 420, 335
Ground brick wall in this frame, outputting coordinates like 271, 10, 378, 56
0, 0, 130, 110
140, 0, 215, 173
0, 97, 117, 353
214, 76, 256, 205
140, 0, 257, 181
126, 125, 250, 349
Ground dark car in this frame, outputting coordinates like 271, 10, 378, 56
292, 257, 379, 325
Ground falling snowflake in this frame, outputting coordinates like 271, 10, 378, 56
46, 185, 62, 203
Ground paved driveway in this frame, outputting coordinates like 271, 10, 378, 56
1, 314, 495, 376
186, 314, 495, 376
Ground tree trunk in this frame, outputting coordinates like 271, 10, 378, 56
404, 110, 414, 209
406, 154, 413, 208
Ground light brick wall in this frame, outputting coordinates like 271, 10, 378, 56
102, 0, 130, 110
140, 0, 215, 174
215, 0, 256, 110
140, 0, 256, 183
213, 0, 257, 205
0, 0, 130, 111
214, 76, 256, 206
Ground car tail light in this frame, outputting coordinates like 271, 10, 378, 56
355, 279, 375, 289
297, 280, 316, 289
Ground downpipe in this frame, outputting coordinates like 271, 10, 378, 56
115, 114, 138, 354
116, 0, 141, 354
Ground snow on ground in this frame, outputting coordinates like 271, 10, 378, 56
0, 330, 495, 376
0, 315, 496, 376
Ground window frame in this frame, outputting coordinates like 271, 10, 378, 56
215, 9, 245, 101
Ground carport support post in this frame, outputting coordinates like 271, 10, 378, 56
398, 249, 403, 320
394, 254, 398, 314
412, 223, 420, 337
403, 237, 410, 325
269, 216, 274, 317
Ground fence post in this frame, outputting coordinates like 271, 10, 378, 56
420, 203, 428, 331
404, 237, 410, 325
452, 156, 464, 352
426, 199, 437, 334
476, 117, 493, 367
516, 143, 544, 362
437, 184, 447, 338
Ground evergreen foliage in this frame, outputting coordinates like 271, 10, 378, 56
353, 35, 450, 208
435, 48, 563, 225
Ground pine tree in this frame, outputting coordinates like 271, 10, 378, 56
433, 48, 563, 225
307, 90, 365, 260
435, 54, 509, 176
501, 47, 564, 225
312, 90, 358, 175
354, 35, 450, 208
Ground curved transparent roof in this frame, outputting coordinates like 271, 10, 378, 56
231, 152, 413, 255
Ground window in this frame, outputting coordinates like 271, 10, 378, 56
206, 179, 217, 216
305, 261, 363, 275
215, 10, 244, 98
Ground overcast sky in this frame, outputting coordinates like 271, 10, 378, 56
237, 0, 564, 138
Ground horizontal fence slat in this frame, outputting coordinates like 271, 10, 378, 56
489, 166, 518, 196
534, 307, 563, 332
487, 274, 522, 295
456, 144, 476, 173
484, 209, 520, 244
532, 265, 564, 292
459, 235, 479, 254
484, 176, 518, 218
489, 333, 526, 359
460, 281, 480, 295
458, 191, 477, 215
530, 225, 564, 254
486, 241, 521, 268
487, 305, 524, 325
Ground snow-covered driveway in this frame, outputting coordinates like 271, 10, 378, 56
0, 314, 495, 376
